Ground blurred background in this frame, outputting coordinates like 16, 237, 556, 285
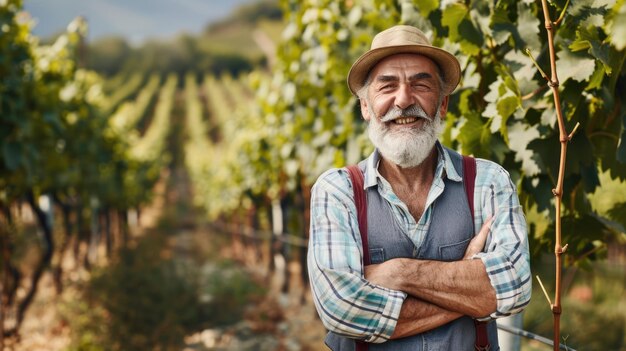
1, 0, 625, 350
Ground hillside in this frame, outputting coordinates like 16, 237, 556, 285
201, 0, 283, 60
86, 0, 284, 77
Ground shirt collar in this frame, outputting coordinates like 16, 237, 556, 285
362, 141, 462, 189
439, 141, 462, 182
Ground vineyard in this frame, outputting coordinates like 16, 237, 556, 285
2, 0, 626, 350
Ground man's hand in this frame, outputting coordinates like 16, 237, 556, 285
463, 217, 493, 259
364, 259, 405, 290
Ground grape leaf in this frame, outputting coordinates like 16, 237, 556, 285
490, 5, 515, 45
556, 49, 596, 83
508, 122, 541, 176
416, 0, 439, 17
608, 202, 626, 230
441, 3, 467, 42
609, 3, 626, 50
517, 2, 541, 51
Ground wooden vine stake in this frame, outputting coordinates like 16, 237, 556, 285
527, 0, 580, 349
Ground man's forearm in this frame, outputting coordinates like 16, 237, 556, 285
403, 259, 496, 317
391, 296, 462, 339
367, 258, 496, 317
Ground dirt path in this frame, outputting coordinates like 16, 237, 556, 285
164, 96, 327, 350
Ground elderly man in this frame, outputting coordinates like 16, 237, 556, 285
307, 25, 531, 351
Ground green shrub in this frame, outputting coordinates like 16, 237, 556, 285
62, 235, 263, 351
198, 260, 266, 326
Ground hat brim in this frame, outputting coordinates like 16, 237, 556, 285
347, 45, 461, 96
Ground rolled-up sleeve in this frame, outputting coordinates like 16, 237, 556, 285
472, 160, 532, 319
307, 168, 406, 343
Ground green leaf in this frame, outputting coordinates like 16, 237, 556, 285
490, 4, 515, 45
479, 121, 492, 150
457, 19, 483, 55
457, 89, 473, 117
504, 50, 539, 94
527, 130, 598, 192
497, 95, 520, 140
595, 131, 626, 181
44, 111, 65, 133
556, 49, 596, 83
567, 133, 597, 176
489, 1, 536, 52
458, 112, 489, 156
469, 3, 491, 35
609, 3, 626, 50
580, 161, 600, 193
548, 213, 617, 264
441, 3, 484, 55
522, 175, 555, 213
570, 25, 613, 74
606, 48, 626, 94
2, 141, 22, 170
483, 69, 520, 143
608, 202, 626, 231
569, 28, 594, 52
528, 133, 559, 181
488, 133, 509, 163
559, 80, 587, 121
585, 64, 605, 91
442, 3, 468, 42
508, 122, 541, 176
618, 109, 626, 163
498, 96, 521, 121
440, 112, 455, 147
516, 2, 541, 51
416, 0, 439, 17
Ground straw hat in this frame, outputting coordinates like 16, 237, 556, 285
347, 25, 461, 96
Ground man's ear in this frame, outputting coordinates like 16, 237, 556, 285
360, 98, 371, 122
438, 95, 449, 120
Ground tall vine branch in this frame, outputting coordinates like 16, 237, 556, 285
535, 1, 580, 349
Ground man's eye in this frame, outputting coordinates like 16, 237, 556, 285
412, 83, 428, 88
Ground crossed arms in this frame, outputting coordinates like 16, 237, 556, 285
307, 164, 531, 343
365, 218, 495, 339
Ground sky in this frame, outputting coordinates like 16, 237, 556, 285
23, 0, 256, 44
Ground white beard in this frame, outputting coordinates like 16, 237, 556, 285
367, 105, 444, 168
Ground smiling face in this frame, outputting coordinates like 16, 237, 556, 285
360, 54, 449, 168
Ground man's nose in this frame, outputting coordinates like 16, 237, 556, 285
394, 84, 415, 110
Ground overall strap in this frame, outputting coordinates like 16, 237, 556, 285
346, 165, 370, 266
462, 156, 490, 351
346, 165, 369, 351
462, 155, 476, 229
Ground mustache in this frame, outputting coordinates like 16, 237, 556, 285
380, 105, 431, 123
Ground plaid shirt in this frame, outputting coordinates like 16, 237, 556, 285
307, 143, 531, 343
